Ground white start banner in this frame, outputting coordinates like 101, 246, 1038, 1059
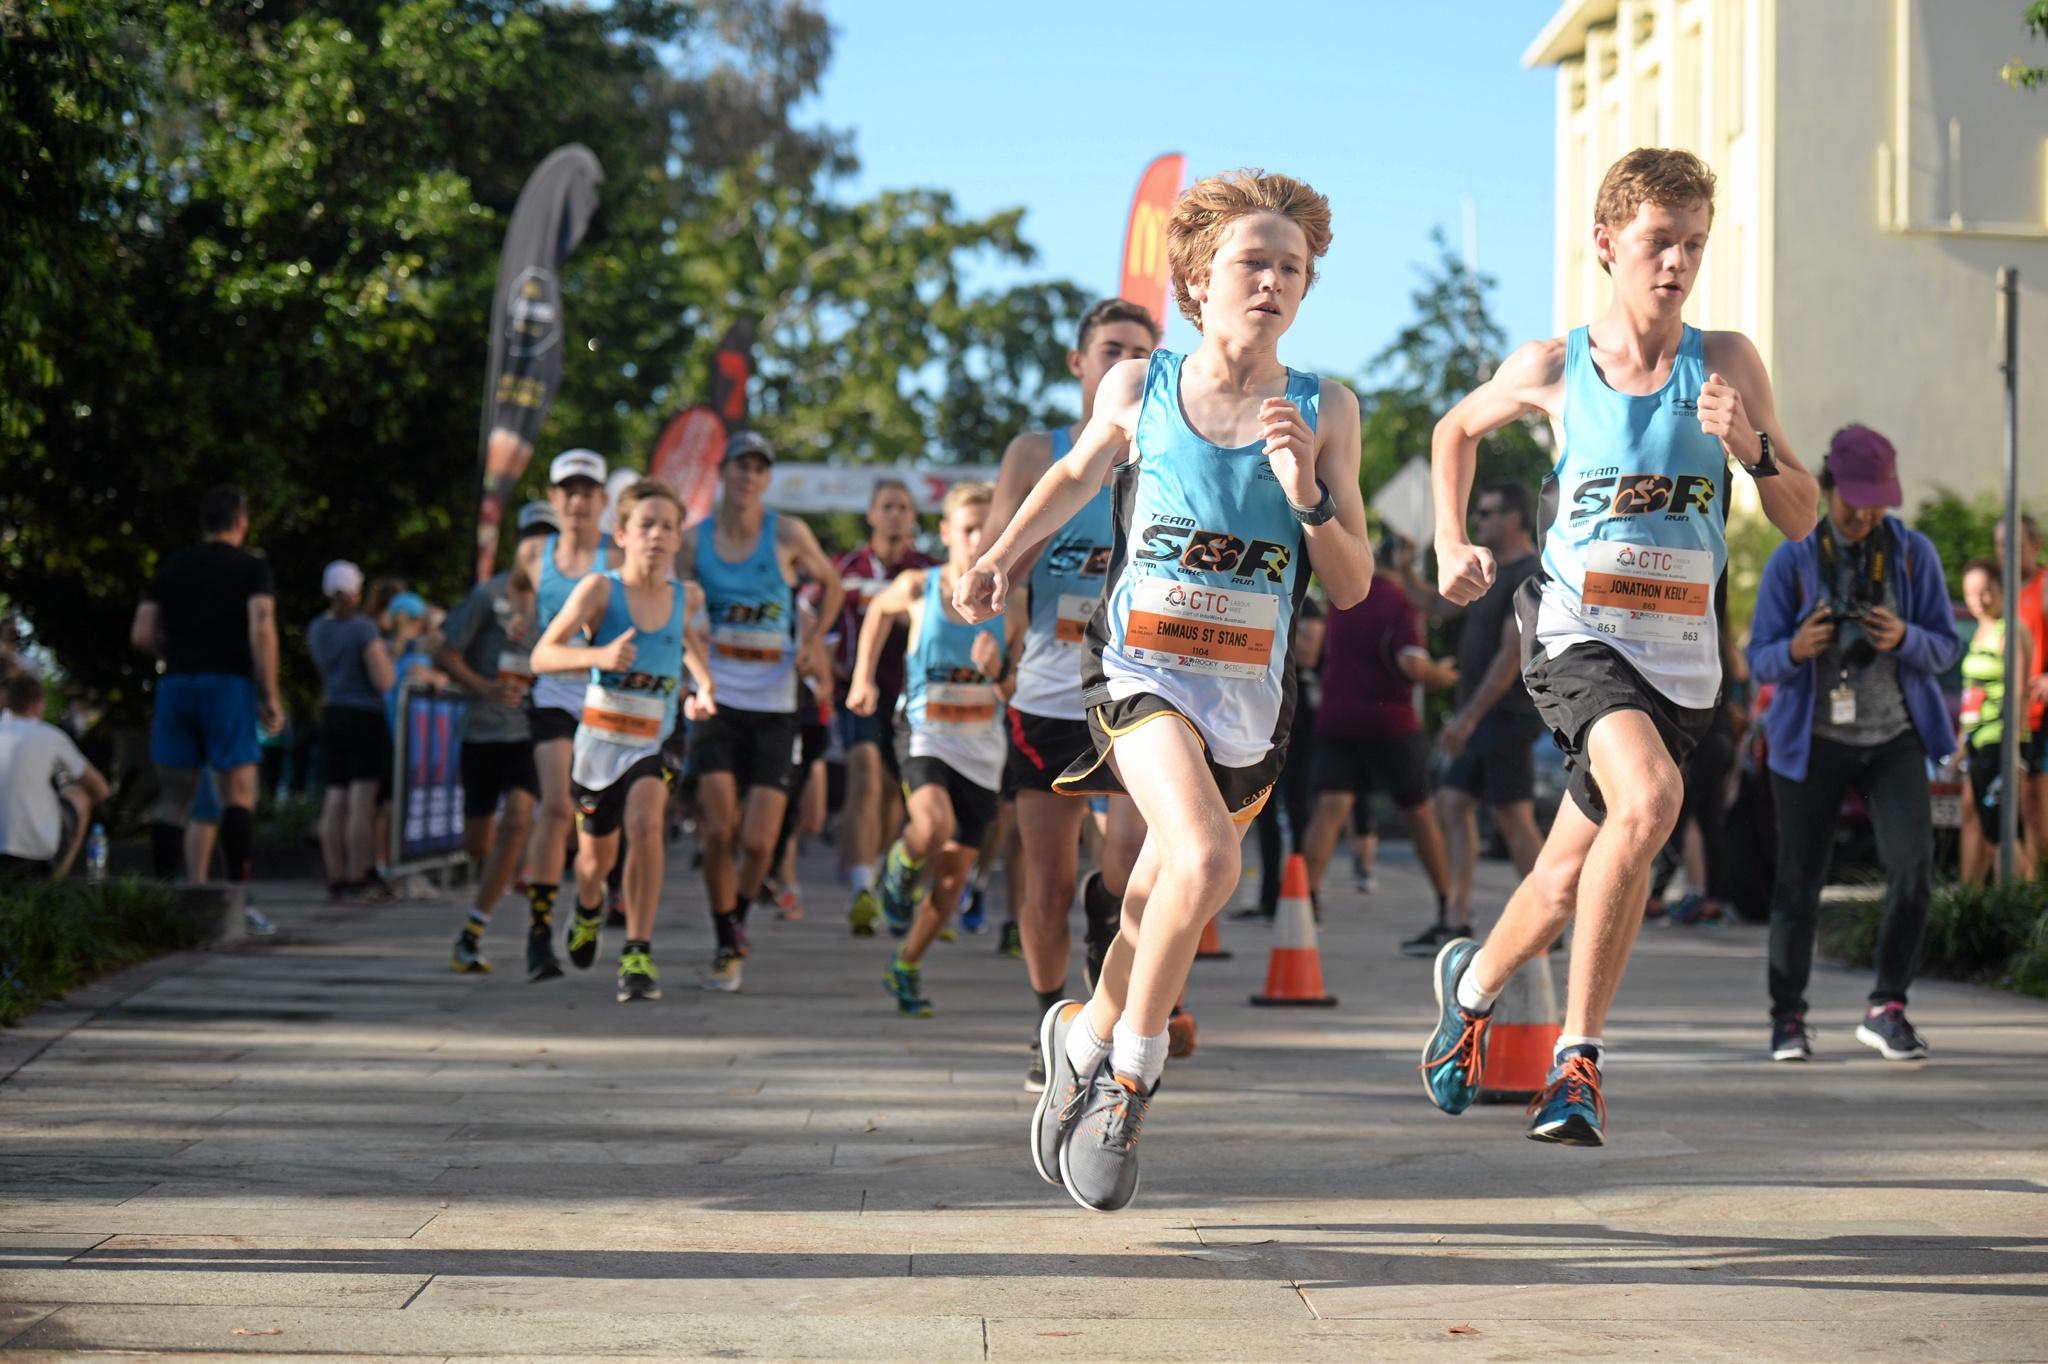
763, 464, 1001, 515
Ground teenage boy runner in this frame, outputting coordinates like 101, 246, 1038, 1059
681, 431, 844, 992
531, 481, 713, 1002
959, 169, 1371, 1213
441, 502, 556, 971
984, 298, 1161, 1088
1420, 148, 1818, 1146
847, 483, 1007, 1016
836, 481, 935, 934
513, 450, 612, 981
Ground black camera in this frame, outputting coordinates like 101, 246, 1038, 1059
1830, 604, 1876, 669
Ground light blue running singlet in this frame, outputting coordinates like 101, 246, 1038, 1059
695, 510, 797, 713
1085, 350, 1315, 769
532, 532, 612, 714
1012, 426, 1115, 722
1534, 324, 1729, 709
571, 570, 684, 792
904, 568, 1007, 791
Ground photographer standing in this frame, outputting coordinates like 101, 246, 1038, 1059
1749, 426, 1960, 1063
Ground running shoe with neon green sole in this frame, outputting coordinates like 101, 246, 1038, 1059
566, 910, 603, 970
848, 887, 880, 938
616, 950, 660, 1003
884, 959, 933, 1017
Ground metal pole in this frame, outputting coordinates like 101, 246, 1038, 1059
1997, 269, 2021, 881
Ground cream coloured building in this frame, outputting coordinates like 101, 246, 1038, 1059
1526, 0, 2048, 513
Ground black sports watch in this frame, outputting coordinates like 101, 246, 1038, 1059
1747, 431, 1780, 478
1288, 479, 1338, 526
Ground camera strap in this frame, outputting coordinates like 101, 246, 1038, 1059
1817, 518, 1888, 601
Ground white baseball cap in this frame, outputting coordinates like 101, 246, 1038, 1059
321, 560, 364, 597
549, 448, 607, 485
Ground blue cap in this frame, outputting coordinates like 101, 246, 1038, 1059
387, 591, 428, 620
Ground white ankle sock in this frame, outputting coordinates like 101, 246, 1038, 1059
1065, 1011, 1111, 1077
1555, 1034, 1603, 1066
849, 863, 874, 893
1109, 1019, 1169, 1091
1455, 965, 1503, 1014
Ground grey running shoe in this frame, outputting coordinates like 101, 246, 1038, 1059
1029, 999, 1086, 1186
1770, 1013, 1813, 1062
1058, 1062, 1153, 1213
450, 932, 490, 974
1855, 1001, 1928, 1060
702, 948, 743, 993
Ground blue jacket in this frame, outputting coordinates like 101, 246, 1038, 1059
1748, 515, 1961, 781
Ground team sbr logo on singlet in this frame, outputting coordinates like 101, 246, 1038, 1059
1568, 471, 1718, 522
1134, 519, 1292, 584
711, 602, 787, 663
1041, 540, 1113, 645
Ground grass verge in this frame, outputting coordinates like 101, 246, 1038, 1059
0, 878, 197, 1027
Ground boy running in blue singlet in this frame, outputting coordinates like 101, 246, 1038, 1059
1420, 149, 1818, 1145
530, 481, 714, 1002
846, 482, 1007, 1017
680, 432, 845, 993
985, 298, 1178, 1090
513, 451, 613, 982
958, 170, 1372, 1212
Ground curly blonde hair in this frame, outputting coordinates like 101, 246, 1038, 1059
1594, 149, 1717, 272
1166, 169, 1333, 329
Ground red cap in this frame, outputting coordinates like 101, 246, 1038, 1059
1825, 425, 1902, 509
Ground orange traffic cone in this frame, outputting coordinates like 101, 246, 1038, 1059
1249, 854, 1336, 1007
1476, 949, 1562, 1104
1196, 915, 1232, 960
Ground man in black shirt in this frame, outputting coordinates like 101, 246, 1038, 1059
129, 486, 281, 891
1428, 479, 1546, 954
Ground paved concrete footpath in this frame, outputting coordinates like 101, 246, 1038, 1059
2, 845, 2044, 1362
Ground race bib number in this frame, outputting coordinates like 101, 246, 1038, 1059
1121, 578, 1278, 680
581, 684, 665, 740
712, 624, 786, 665
497, 650, 535, 691
924, 681, 999, 731
1579, 542, 1715, 645
1054, 593, 1096, 646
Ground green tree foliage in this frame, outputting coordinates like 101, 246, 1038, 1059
1353, 228, 1551, 529
2001, 0, 2048, 90
2, 0, 1085, 711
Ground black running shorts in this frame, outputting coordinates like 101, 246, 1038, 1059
461, 740, 539, 818
1003, 706, 1094, 797
574, 752, 674, 838
1054, 691, 1276, 826
687, 704, 801, 795
1312, 731, 1431, 810
901, 754, 999, 850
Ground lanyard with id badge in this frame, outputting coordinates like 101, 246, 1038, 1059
1817, 523, 1888, 727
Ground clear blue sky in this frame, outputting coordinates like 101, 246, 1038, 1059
804, 0, 1562, 386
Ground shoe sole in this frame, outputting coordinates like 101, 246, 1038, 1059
528, 963, 564, 982
1528, 1115, 1604, 1147
1854, 1025, 1928, 1061
1400, 940, 1441, 958
1419, 937, 1478, 1114
450, 963, 491, 974
1024, 1072, 1046, 1095
617, 987, 663, 1002
1057, 1117, 1139, 1213
1028, 1000, 1077, 1187
1769, 1048, 1811, 1062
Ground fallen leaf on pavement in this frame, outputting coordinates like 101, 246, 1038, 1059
1431, 1234, 1446, 1244
1447, 1324, 1481, 1336
1038, 1331, 1081, 1338
231, 1328, 283, 1337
